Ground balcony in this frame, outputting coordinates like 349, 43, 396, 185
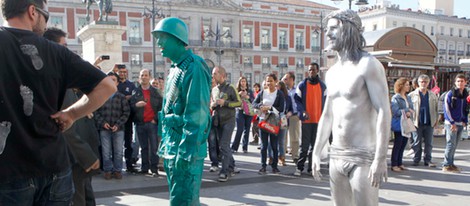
458, 50, 464, 56
188, 40, 241, 48
296, 64, 305, 69
278, 63, 288, 68
243, 62, 253, 67
438, 49, 446, 55
130, 60, 142, 66
448, 50, 456, 55
155, 60, 165, 66
311, 46, 321, 52
467, 51, 470, 56
279, 44, 288, 50
295, 45, 305, 51
242, 42, 253, 49
262, 63, 271, 68
261, 43, 271, 50
129, 37, 142, 45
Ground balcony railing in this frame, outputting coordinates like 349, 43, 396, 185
311, 46, 321, 52
467, 51, 470, 56
155, 60, 165, 66
261, 43, 271, 50
243, 62, 253, 67
262, 63, 271, 68
278, 63, 288, 68
279, 44, 288, 50
295, 45, 305, 51
131, 60, 142, 66
242, 42, 254, 49
296, 64, 304, 69
457, 50, 464, 56
129, 37, 142, 45
448, 50, 455, 55
188, 40, 241, 48
438, 49, 446, 55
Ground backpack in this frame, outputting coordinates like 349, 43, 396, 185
437, 90, 449, 115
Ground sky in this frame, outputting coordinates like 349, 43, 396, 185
311, 0, 470, 18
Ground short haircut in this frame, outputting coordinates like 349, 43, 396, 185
107, 72, 119, 80
253, 83, 260, 88
393, 77, 409, 94
417, 74, 430, 82
309, 62, 319, 70
266, 73, 278, 81
455, 73, 467, 81
43, 27, 67, 43
2, 0, 47, 20
214, 66, 226, 77
285, 72, 295, 81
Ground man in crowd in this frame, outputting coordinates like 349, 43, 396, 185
408, 74, 439, 167
117, 65, 138, 173
153, 17, 211, 205
211, 66, 241, 182
311, 10, 391, 206
282, 72, 301, 163
293, 63, 326, 176
0, 0, 115, 204
442, 74, 468, 173
130, 69, 162, 176
43, 27, 101, 206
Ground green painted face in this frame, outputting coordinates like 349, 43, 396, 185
154, 32, 184, 61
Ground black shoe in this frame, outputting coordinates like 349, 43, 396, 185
272, 168, 280, 174
258, 168, 267, 175
138, 169, 149, 175
126, 167, 138, 173
412, 162, 419, 166
424, 162, 437, 167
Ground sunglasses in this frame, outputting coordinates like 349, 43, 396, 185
35, 6, 49, 23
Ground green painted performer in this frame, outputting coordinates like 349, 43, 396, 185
152, 17, 212, 205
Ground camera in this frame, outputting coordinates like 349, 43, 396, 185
101, 55, 110, 60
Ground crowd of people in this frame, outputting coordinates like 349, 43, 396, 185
1, 1, 467, 205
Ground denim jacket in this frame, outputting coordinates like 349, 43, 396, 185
391, 93, 414, 131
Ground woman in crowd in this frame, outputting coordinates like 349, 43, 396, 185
250, 83, 262, 145
390, 77, 414, 172
252, 74, 285, 174
231, 77, 255, 153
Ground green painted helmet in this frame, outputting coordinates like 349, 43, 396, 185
152, 17, 189, 46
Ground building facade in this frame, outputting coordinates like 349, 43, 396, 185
44, 0, 336, 85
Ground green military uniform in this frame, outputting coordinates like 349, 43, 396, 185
153, 17, 212, 206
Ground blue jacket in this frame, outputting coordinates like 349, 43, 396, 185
390, 93, 414, 132
444, 89, 468, 125
294, 77, 327, 121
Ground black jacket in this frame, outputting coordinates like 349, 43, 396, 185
130, 86, 163, 123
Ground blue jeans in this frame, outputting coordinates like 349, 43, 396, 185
0, 168, 74, 205
208, 126, 220, 167
231, 110, 252, 152
100, 130, 125, 172
260, 129, 279, 169
268, 129, 286, 158
443, 124, 463, 166
136, 122, 159, 172
412, 125, 434, 164
214, 120, 236, 175
391, 132, 408, 167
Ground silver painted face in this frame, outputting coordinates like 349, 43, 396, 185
325, 18, 341, 52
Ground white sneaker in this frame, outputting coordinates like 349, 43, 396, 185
405, 149, 415, 157
232, 167, 241, 174
218, 173, 228, 182
293, 169, 302, 176
209, 166, 219, 172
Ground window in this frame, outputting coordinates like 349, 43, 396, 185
296, 58, 304, 68
279, 30, 287, 49
450, 28, 454, 36
77, 17, 88, 32
422, 25, 425, 33
131, 53, 142, 66
49, 16, 63, 30
372, 24, 377, 31
431, 26, 434, 35
402, 22, 407, 27
295, 31, 304, 51
243, 56, 253, 67
129, 20, 142, 44
244, 73, 252, 87
467, 30, 470, 38
440, 26, 444, 35
222, 26, 232, 45
392, 21, 397, 27
262, 57, 270, 68
459, 29, 463, 37
296, 74, 303, 85
311, 31, 320, 51
243, 28, 253, 48
412, 24, 416, 28
261, 29, 271, 49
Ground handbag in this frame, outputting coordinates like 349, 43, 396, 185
280, 113, 288, 129
400, 110, 416, 137
258, 112, 280, 135
242, 100, 255, 116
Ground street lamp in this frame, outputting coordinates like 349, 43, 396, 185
205, 26, 232, 66
331, 0, 368, 10
143, 0, 166, 77
312, 11, 324, 67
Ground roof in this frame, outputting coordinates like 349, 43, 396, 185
253, 0, 338, 10
362, 27, 395, 47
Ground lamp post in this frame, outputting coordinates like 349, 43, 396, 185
205, 26, 232, 66
331, 0, 368, 10
312, 11, 324, 67
143, 0, 166, 77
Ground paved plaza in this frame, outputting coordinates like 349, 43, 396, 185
94, 136, 470, 206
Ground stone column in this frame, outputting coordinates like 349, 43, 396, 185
77, 21, 126, 73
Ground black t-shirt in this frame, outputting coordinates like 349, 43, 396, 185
0, 27, 106, 183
